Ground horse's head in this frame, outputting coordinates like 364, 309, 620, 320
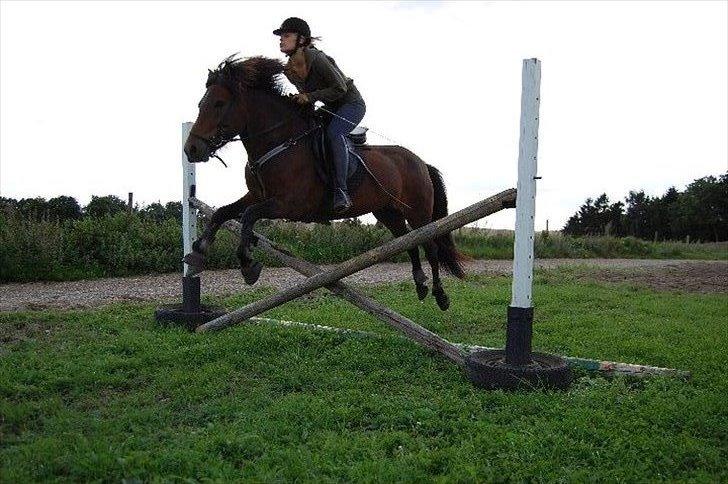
184, 55, 285, 163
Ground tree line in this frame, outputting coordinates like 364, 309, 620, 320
3, 172, 727, 244
562, 173, 728, 242
0, 195, 182, 223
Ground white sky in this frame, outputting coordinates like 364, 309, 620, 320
1, 1, 726, 230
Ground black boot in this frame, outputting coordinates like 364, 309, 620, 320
333, 187, 352, 213
332, 135, 352, 214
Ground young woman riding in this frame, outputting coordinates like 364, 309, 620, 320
274, 17, 366, 214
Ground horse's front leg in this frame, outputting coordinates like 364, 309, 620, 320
183, 194, 255, 276
237, 199, 279, 285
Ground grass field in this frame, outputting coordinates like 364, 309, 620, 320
1, 270, 726, 482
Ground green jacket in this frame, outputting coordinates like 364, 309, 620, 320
284, 46, 364, 108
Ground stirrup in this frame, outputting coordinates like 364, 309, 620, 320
333, 188, 352, 213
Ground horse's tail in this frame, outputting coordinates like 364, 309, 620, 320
426, 164, 467, 279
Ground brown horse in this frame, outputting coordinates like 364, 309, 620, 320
183, 55, 465, 310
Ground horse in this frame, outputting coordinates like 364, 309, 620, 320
183, 55, 465, 310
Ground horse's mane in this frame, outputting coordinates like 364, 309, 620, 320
206, 54, 286, 97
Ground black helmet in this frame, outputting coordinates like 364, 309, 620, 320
273, 17, 311, 37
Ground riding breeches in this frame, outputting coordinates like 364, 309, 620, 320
326, 100, 366, 190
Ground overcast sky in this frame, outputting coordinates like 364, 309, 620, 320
1, 1, 726, 230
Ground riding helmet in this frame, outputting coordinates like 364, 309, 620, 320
273, 17, 311, 37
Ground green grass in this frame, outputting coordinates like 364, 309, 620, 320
1, 272, 726, 482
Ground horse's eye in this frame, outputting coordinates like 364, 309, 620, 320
214, 100, 225, 108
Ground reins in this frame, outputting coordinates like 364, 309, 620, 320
315, 106, 402, 146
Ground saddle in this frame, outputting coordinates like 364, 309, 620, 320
311, 110, 368, 196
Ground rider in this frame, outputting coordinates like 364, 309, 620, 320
274, 17, 366, 214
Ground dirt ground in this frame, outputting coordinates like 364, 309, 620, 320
1, 259, 725, 313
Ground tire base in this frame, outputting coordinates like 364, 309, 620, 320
154, 303, 227, 331
465, 349, 571, 390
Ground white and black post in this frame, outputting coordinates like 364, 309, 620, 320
181, 122, 201, 313
154, 122, 227, 328
505, 58, 540, 366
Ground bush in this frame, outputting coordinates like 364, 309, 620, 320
65, 214, 181, 276
0, 212, 67, 281
1, 212, 726, 283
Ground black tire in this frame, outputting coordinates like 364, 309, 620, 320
154, 303, 227, 331
465, 349, 571, 390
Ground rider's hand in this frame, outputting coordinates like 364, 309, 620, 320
292, 93, 311, 105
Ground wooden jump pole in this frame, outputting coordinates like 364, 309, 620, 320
196, 188, 517, 333
189, 196, 469, 365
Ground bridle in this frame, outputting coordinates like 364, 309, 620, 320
188, 119, 288, 167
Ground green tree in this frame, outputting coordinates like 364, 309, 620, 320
16, 197, 48, 221
677, 175, 728, 242
563, 194, 624, 236
565, 172, 727, 242
164, 202, 182, 222
47, 196, 82, 221
139, 202, 167, 222
84, 195, 127, 218
0, 197, 18, 215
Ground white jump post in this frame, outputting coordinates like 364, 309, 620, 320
181, 121, 201, 312
506, 58, 540, 366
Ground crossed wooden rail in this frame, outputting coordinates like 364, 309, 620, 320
190, 189, 516, 363
187, 194, 691, 380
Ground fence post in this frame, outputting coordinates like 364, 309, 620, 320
506, 58, 541, 366
181, 122, 201, 312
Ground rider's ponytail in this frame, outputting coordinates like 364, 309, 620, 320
297, 34, 322, 48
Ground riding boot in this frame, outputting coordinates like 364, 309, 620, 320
333, 187, 352, 214
332, 135, 352, 213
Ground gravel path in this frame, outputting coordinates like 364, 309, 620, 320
1, 259, 725, 312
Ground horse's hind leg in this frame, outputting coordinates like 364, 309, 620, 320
407, 215, 450, 311
237, 199, 279, 285
183, 194, 254, 276
373, 208, 429, 300
422, 239, 449, 310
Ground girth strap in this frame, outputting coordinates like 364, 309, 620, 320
246, 124, 320, 199
248, 124, 320, 172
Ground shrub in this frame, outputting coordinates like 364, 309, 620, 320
1, 214, 726, 283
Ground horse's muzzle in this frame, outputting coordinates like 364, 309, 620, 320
184, 136, 211, 163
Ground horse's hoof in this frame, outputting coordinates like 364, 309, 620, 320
183, 252, 205, 275
413, 270, 429, 286
416, 283, 429, 300
434, 290, 450, 311
241, 261, 263, 285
